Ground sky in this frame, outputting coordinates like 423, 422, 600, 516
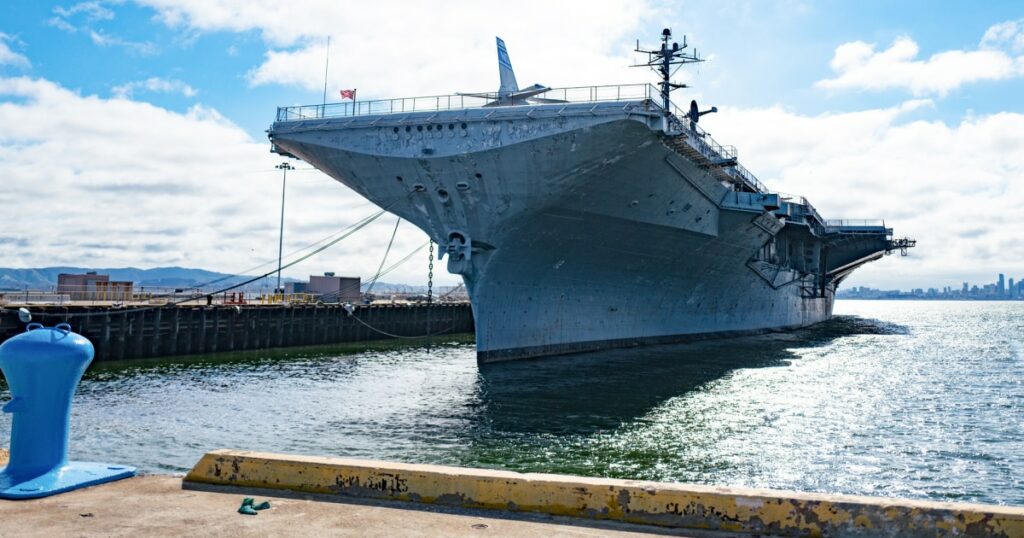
0, 0, 1022, 290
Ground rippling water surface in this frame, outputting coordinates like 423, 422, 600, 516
1, 301, 1022, 504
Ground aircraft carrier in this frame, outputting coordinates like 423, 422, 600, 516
267, 30, 914, 363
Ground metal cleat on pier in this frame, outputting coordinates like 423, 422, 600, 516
0, 323, 135, 499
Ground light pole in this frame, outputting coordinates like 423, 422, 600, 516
275, 161, 294, 294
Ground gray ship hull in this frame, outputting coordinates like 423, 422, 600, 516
269, 99, 892, 362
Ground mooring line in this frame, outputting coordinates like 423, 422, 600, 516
365, 216, 401, 295
17, 204, 396, 319
347, 310, 455, 340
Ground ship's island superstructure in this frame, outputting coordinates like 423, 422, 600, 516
268, 30, 914, 363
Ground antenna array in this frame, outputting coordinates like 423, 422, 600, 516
632, 28, 704, 113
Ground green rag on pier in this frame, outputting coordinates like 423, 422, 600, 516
238, 497, 271, 515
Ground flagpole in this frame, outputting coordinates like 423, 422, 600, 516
322, 36, 330, 108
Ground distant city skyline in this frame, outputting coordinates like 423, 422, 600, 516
839, 273, 1024, 300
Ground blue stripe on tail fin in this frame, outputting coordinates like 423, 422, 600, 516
496, 37, 519, 98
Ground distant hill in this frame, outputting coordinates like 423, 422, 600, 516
0, 266, 420, 293
0, 266, 291, 292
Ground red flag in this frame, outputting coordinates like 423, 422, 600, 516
340, 89, 356, 100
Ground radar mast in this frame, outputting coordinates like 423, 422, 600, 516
633, 28, 704, 113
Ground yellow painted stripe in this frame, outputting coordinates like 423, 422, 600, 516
185, 449, 1024, 537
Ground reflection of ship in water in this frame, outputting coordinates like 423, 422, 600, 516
472, 316, 908, 437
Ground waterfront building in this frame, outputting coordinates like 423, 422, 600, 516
307, 273, 361, 303
56, 272, 134, 301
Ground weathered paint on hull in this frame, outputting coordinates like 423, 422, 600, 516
270, 105, 839, 363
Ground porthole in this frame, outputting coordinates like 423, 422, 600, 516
392, 127, 399, 133
417, 125, 423, 132
448, 123, 455, 130
461, 122, 468, 129
474, 172, 483, 179
426, 124, 433, 131
437, 189, 450, 202
396, 175, 404, 182
456, 181, 470, 191
405, 126, 411, 132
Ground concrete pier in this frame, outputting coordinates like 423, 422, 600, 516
2, 448, 1022, 536
0, 303, 474, 362
0, 475, 723, 537
185, 450, 1024, 537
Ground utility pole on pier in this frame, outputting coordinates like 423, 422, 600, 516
275, 161, 294, 293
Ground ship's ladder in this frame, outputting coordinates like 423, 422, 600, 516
661, 134, 744, 188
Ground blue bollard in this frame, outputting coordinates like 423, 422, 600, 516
0, 322, 135, 499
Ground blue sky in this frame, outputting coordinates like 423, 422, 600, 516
1, 1, 1022, 289
5, 1, 1022, 134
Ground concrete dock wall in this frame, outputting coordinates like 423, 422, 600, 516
0, 304, 473, 362
186, 450, 1024, 537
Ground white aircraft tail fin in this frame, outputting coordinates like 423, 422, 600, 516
496, 37, 519, 98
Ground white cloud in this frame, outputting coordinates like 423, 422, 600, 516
0, 33, 30, 68
0, 76, 446, 286
816, 21, 1024, 96
47, 17, 80, 33
2, 75, 1020, 290
49, 1, 116, 34
112, 77, 198, 98
136, 0, 657, 98
6, 4, 1023, 289
710, 101, 1024, 288
89, 29, 159, 55
54, 1, 116, 22
981, 18, 1024, 53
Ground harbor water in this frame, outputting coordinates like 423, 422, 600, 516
1, 300, 1021, 505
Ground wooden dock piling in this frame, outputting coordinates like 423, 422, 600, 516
0, 304, 474, 362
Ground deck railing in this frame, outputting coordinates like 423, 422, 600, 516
275, 83, 805, 218
661, 102, 769, 193
824, 219, 887, 229
726, 163, 768, 194
275, 84, 659, 122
